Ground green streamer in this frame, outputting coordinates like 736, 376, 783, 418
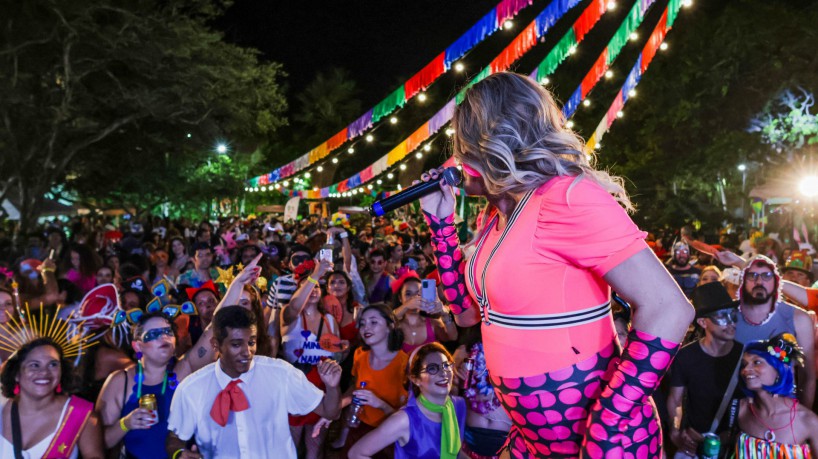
537, 29, 577, 80
667, 0, 682, 27
372, 86, 406, 123
607, 3, 642, 64
455, 67, 491, 104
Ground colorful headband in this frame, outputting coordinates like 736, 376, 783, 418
0, 304, 99, 359
391, 266, 420, 294
293, 260, 317, 282
766, 333, 804, 366
185, 280, 220, 303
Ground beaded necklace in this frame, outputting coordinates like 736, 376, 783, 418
134, 354, 179, 399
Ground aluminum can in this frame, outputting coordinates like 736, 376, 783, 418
702, 432, 720, 459
139, 394, 157, 412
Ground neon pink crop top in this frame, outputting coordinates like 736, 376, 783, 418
462, 176, 647, 377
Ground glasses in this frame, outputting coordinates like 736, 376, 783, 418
291, 255, 310, 266
141, 327, 174, 343
707, 310, 738, 326
745, 272, 775, 282
420, 362, 454, 376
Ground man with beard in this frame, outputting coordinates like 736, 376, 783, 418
735, 255, 815, 408
666, 241, 701, 298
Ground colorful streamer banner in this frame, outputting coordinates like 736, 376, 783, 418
266, 0, 597, 199
585, 0, 684, 152
248, 0, 537, 188
558, 0, 661, 119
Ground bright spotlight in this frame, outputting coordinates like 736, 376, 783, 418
216, 144, 228, 154
799, 176, 818, 197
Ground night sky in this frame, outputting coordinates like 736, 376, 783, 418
218, 0, 530, 106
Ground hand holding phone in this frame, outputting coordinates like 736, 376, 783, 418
421, 279, 436, 302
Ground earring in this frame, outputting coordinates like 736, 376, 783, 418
13, 384, 19, 396
135, 351, 143, 360
56, 383, 62, 394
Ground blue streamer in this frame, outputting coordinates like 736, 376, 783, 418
562, 87, 583, 119
444, 12, 498, 68
621, 56, 642, 104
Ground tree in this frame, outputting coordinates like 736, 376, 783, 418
0, 0, 287, 235
586, 0, 818, 229
293, 67, 362, 148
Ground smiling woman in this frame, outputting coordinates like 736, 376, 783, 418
0, 337, 104, 459
735, 334, 818, 458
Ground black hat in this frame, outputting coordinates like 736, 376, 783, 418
693, 282, 739, 318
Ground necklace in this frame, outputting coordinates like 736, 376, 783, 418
739, 304, 775, 327
748, 397, 797, 442
135, 358, 179, 399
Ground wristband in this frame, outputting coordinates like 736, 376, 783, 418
172, 449, 184, 459
339, 231, 349, 239
41, 267, 56, 274
119, 417, 129, 432
306, 276, 319, 285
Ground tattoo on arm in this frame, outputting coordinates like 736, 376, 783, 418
197, 346, 206, 359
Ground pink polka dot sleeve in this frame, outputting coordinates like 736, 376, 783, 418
534, 177, 648, 277
423, 211, 475, 315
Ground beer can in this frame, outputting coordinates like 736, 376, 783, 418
702, 432, 720, 459
139, 394, 157, 412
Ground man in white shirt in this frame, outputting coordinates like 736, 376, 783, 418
166, 306, 341, 459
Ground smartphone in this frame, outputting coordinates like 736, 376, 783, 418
421, 279, 436, 302
319, 247, 333, 263
48, 249, 55, 260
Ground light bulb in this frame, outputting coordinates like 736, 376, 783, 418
317, 166, 324, 172
332, 158, 339, 164
583, 99, 591, 107
366, 134, 374, 142
418, 93, 427, 102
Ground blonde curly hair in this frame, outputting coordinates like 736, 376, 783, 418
452, 72, 633, 233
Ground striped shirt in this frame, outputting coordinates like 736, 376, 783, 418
267, 274, 298, 309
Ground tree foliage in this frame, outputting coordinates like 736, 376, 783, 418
590, 0, 818, 230
0, 0, 287, 233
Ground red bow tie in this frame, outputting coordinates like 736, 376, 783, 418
210, 379, 250, 427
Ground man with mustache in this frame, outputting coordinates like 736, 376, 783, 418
735, 255, 816, 409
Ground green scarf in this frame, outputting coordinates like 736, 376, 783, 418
418, 395, 461, 459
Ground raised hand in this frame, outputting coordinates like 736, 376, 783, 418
416, 167, 456, 219
317, 358, 342, 388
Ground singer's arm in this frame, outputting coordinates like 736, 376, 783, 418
423, 211, 480, 327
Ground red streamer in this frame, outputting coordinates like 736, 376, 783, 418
405, 53, 446, 99
573, 0, 605, 42
327, 128, 349, 151
581, 49, 609, 98
641, 10, 668, 73
490, 22, 538, 73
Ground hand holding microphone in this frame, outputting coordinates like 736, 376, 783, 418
368, 167, 461, 218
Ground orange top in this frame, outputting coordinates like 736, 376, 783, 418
467, 176, 648, 377
351, 348, 409, 427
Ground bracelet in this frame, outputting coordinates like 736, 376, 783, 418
119, 417, 129, 432
41, 267, 55, 274
172, 449, 185, 459
306, 276, 319, 285
339, 231, 349, 239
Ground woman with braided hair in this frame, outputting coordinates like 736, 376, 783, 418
418, 72, 693, 457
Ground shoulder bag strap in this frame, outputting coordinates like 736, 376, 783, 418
11, 401, 25, 459
709, 344, 745, 433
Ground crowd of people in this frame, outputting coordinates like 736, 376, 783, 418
0, 72, 817, 458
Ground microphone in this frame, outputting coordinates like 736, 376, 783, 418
368, 167, 463, 217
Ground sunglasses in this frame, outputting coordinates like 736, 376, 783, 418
745, 272, 775, 282
141, 327, 174, 343
707, 310, 738, 326
420, 362, 454, 376
291, 255, 310, 266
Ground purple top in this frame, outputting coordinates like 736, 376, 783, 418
395, 393, 466, 459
